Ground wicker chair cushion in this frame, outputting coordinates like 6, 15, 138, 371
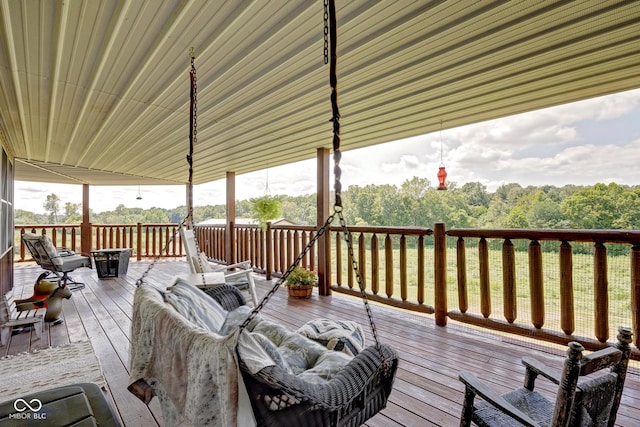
239, 319, 354, 384
164, 279, 228, 334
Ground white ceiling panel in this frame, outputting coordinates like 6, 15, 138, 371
0, 0, 638, 186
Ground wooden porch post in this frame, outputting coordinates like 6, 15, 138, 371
317, 148, 331, 295
80, 184, 92, 254
434, 222, 447, 326
226, 171, 236, 265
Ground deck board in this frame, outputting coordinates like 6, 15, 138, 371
5, 261, 640, 426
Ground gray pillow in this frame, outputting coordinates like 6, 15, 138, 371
164, 279, 227, 334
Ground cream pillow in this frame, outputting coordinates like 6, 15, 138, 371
192, 252, 213, 273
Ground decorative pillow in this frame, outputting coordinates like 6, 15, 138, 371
297, 350, 352, 384
24, 233, 63, 266
192, 252, 213, 273
219, 305, 257, 336
297, 319, 365, 356
164, 279, 227, 334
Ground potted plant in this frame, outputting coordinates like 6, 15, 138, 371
250, 195, 283, 231
284, 267, 317, 298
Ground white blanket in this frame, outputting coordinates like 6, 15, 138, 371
128, 284, 252, 426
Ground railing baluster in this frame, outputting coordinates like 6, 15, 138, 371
503, 239, 516, 323
371, 234, 379, 295
417, 235, 424, 304
400, 235, 407, 301
335, 231, 342, 285
358, 232, 366, 292
479, 237, 490, 318
631, 244, 640, 350
594, 242, 609, 342
385, 234, 393, 297
560, 241, 574, 335
529, 239, 544, 329
457, 237, 468, 313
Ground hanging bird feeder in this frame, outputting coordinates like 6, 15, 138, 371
437, 164, 447, 190
437, 121, 447, 190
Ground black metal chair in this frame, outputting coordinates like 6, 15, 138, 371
458, 327, 633, 427
22, 233, 91, 291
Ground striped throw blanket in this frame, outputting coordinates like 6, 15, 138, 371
296, 319, 365, 357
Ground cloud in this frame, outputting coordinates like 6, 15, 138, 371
16, 89, 640, 211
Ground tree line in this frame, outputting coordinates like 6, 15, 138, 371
15, 179, 640, 231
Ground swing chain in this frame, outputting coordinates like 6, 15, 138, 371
135, 218, 189, 288
335, 209, 388, 370
238, 211, 337, 331
190, 55, 197, 147
323, 0, 329, 64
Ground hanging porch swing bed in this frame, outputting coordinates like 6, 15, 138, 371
127, 1, 398, 425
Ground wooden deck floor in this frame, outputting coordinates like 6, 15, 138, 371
5, 261, 640, 426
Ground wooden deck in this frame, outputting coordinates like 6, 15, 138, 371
5, 261, 640, 426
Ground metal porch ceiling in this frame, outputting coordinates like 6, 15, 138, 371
1, 0, 639, 185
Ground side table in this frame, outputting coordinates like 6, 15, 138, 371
91, 248, 132, 278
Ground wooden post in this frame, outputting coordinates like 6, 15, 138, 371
317, 148, 331, 295
226, 171, 236, 265
371, 234, 379, 295
594, 242, 609, 342
457, 237, 467, 313
136, 223, 142, 261
631, 245, 640, 350
479, 237, 491, 318
358, 232, 366, 292
434, 222, 447, 326
80, 184, 92, 254
560, 241, 575, 335
385, 234, 393, 298
417, 235, 424, 304
265, 222, 272, 280
502, 239, 516, 323
529, 240, 544, 329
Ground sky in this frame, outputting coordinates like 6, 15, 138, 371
15, 87, 640, 215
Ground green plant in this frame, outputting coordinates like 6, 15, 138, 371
250, 195, 282, 231
285, 267, 317, 287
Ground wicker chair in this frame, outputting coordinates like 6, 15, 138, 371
238, 343, 397, 427
202, 286, 398, 427
458, 326, 633, 427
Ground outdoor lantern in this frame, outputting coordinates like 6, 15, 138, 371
437, 165, 447, 190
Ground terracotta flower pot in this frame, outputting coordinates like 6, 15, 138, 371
287, 284, 313, 298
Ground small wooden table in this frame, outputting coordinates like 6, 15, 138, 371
173, 272, 225, 289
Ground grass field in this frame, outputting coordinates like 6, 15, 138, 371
331, 237, 632, 344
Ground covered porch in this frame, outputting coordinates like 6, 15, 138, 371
6, 261, 640, 426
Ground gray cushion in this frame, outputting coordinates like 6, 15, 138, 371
164, 279, 227, 334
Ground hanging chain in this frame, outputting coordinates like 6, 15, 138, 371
325, 0, 386, 368
323, 0, 329, 64
239, 212, 337, 331
187, 49, 197, 227
327, 0, 342, 208
135, 218, 189, 288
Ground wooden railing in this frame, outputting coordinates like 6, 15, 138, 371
14, 223, 184, 261
14, 222, 639, 359
443, 226, 640, 359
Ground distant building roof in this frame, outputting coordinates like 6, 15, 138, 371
197, 217, 297, 226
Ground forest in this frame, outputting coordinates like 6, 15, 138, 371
15, 178, 640, 231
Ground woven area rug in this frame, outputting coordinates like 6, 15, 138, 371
0, 340, 107, 402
